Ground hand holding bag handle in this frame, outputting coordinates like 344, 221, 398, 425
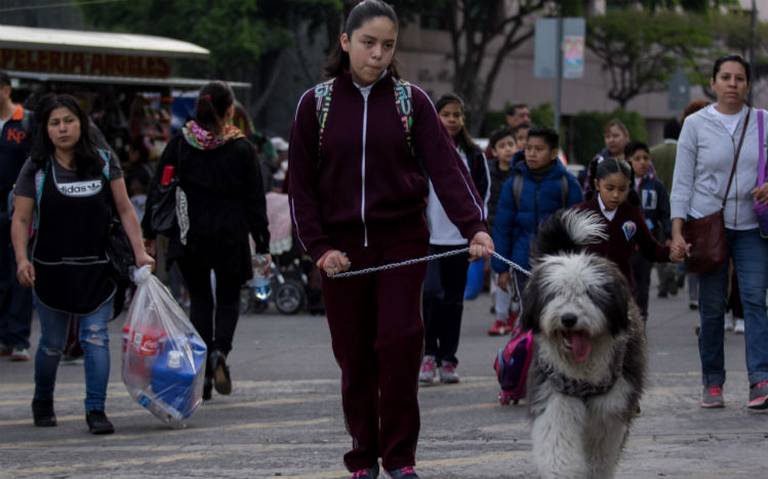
683, 107, 751, 273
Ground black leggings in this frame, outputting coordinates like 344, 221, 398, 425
422, 244, 469, 365
178, 256, 242, 356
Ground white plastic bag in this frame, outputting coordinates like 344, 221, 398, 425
122, 266, 207, 428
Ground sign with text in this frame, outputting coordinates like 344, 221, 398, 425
0, 49, 171, 78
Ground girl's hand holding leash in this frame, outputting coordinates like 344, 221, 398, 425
317, 249, 351, 276
469, 231, 494, 260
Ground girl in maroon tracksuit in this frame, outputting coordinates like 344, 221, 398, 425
288, 2, 493, 478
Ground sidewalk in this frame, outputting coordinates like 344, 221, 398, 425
1, 279, 766, 478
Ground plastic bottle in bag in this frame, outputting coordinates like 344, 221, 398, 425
252, 254, 271, 301
136, 391, 185, 425
123, 266, 206, 428
151, 336, 206, 420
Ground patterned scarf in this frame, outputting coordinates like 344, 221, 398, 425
182, 120, 245, 150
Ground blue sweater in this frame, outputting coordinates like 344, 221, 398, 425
492, 160, 583, 273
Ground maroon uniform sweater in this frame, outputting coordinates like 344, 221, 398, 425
575, 197, 670, 287
288, 71, 486, 261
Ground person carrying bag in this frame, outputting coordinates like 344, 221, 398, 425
682, 108, 750, 273
670, 54, 768, 411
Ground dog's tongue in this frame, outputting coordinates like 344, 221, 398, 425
569, 332, 592, 363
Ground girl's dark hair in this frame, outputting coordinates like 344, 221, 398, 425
435, 93, 479, 153
324, 0, 400, 79
585, 156, 639, 206
713, 54, 751, 83
195, 81, 234, 133
32, 93, 101, 179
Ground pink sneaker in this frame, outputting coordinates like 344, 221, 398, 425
351, 464, 379, 478
700, 385, 724, 408
387, 466, 419, 479
748, 380, 768, 410
439, 362, 459, 384
419, 356, 437, 385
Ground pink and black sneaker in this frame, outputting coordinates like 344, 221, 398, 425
387, 466, 419, 479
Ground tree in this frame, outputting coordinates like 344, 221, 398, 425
685, 11, 768, 99
77, 0, 341, 118
397, 1, 549, 134
586, 10, 711, 108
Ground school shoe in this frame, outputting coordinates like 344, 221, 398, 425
419, 356, 437, 385
724, 316, 735, 332
351, 463, 379, 478
700, 385, 724, 408
210, 350, 232, 395
487, 320, 511, 336
747, 380, 768, 410
31, 400, 57, 427
734, 319, 745, 334
689, 301, 698, 311
386, 466, 419, 479
10, 347, 31, 362
439, 362, 460, 384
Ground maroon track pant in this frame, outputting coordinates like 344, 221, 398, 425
321, 239, 428, 472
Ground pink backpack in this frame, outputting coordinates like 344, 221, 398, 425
493, 324, 534, 405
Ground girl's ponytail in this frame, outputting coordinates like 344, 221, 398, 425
195, 81, 234, 133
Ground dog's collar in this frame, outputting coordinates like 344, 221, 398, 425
539, 347, 625, 400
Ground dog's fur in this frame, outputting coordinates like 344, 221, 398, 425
522, 209, 646, 479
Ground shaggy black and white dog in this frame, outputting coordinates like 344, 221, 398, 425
521, 209, 646, 479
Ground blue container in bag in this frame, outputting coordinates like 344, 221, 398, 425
150, 334, 207, 419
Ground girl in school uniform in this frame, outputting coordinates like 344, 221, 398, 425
287, 2, 494, 478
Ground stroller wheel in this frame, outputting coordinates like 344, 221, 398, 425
274, 279, 306, 315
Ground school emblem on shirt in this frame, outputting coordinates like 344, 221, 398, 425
622, 221, 637, 241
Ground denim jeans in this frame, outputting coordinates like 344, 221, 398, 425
698, 228, 768, 387
33, 295, 113, 412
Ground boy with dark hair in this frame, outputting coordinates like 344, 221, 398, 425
490, 127, 583, 333
509, 123, 531, 166
626, 140, 671, 320
491, 128, 582, 310
0, 70, 34, 361
487, 126, 517, 335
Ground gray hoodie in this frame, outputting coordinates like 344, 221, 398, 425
671, 105, 764, 230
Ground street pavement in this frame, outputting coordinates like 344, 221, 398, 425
1, 278, 768, 478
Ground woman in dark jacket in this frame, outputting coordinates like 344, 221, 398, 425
288, 2, 493, 478
143, 81, 269, 401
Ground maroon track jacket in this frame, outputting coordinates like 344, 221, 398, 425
288, 71, 486, 261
